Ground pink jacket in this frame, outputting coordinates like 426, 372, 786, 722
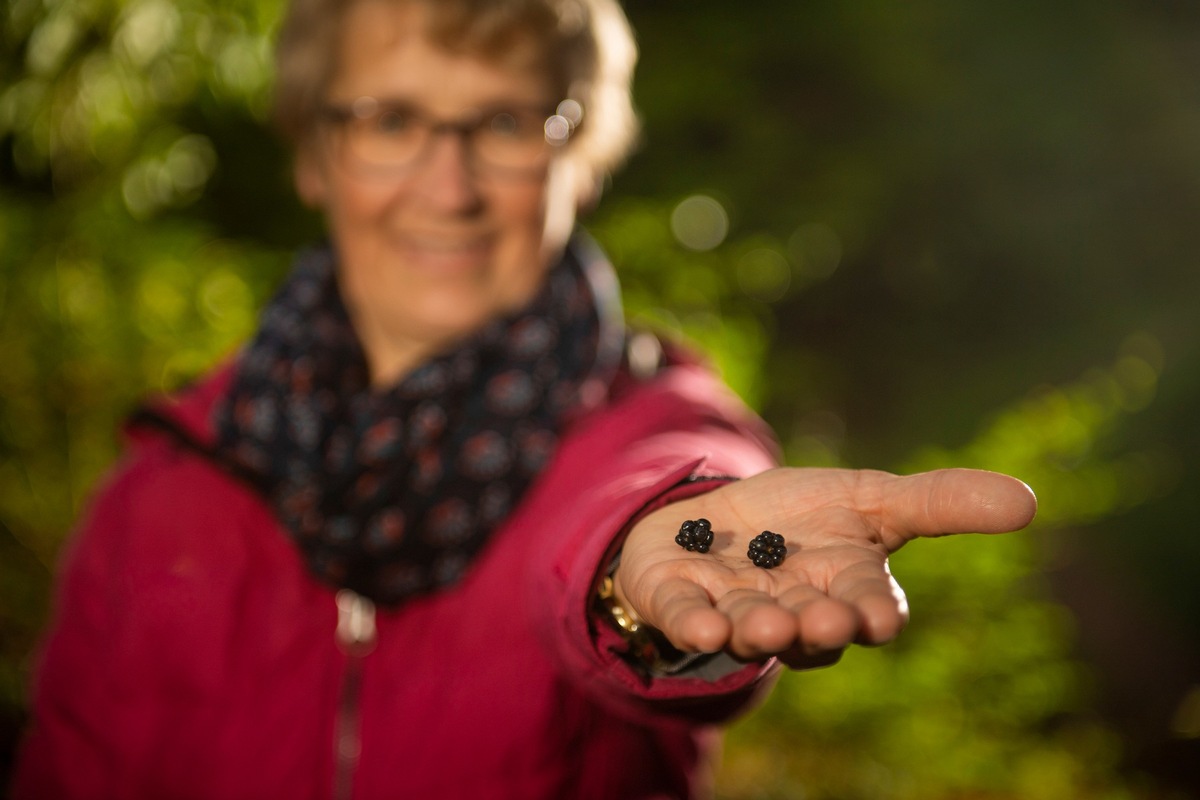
13, 354, 780, 799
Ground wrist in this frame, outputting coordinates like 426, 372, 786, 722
595, 554, 713, 677
595, 568, 656, 663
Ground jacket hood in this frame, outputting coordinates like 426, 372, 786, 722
126, 360, 238, 450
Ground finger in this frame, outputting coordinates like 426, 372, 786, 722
716, 588, 802, 660
776, 584, 861, 652
776, 645, 845, 672
875, 468, 1037, 545
647, 577, 732, 654
827, 560, 909, 645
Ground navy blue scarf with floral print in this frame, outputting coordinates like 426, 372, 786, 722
212, 235, 625, 606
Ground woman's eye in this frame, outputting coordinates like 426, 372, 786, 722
375, 111, 413, 135
488, 112, 528, 139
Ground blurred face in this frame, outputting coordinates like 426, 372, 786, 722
296, 0, 580, 385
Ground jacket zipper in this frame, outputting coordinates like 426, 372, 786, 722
333, 589, 377, 800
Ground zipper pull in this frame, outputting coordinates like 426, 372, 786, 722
335, 589, 377, 656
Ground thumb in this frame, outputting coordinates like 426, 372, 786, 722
879, 468, 1037, 547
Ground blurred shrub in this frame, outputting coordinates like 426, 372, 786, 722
592, 200, 1161, 799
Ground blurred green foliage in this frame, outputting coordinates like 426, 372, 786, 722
4, 0, 1199, 796
599, 199, 1158, 799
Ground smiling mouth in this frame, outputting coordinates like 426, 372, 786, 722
396, 233, 493, 274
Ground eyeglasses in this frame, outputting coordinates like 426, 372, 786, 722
318, 96, 582, 177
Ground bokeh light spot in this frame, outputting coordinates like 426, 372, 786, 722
114, 0, 181, 68
736, 247, 791, 302
670, 194, 729, 252
26, 10, 80, 77
556, 98, 583, 126
199, 269, 252, 330
788, 222, 842, 279
1113, 355, 1157, 411
165, 134, 216, 194
544, 114, 571, 146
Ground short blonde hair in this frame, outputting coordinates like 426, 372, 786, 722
273, 0, 640, 187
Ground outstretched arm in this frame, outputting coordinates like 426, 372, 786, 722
612, 467, 1037, 670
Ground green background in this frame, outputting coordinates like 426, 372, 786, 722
3, 0, 1198, 796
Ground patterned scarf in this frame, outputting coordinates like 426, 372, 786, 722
212, 236, 625, 606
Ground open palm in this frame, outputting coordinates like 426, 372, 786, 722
613, 467, 1037, 670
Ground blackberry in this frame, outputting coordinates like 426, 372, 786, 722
747, 530, 786, 568
675, 518, 714, 553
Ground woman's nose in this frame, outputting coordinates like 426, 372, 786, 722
411, 130, 484, 213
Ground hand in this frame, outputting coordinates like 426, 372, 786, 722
612, 467, 1037, 670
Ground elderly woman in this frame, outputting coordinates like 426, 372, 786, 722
12, 0, 1036, 798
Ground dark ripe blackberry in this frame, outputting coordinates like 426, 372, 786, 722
747, 530, 786, 568
674, 518, 714, 553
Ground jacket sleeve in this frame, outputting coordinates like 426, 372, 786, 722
522, 360, 783, 724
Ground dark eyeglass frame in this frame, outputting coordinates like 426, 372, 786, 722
317, 96, 582, 178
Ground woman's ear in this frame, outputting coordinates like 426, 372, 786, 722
293, 144, 328, 209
